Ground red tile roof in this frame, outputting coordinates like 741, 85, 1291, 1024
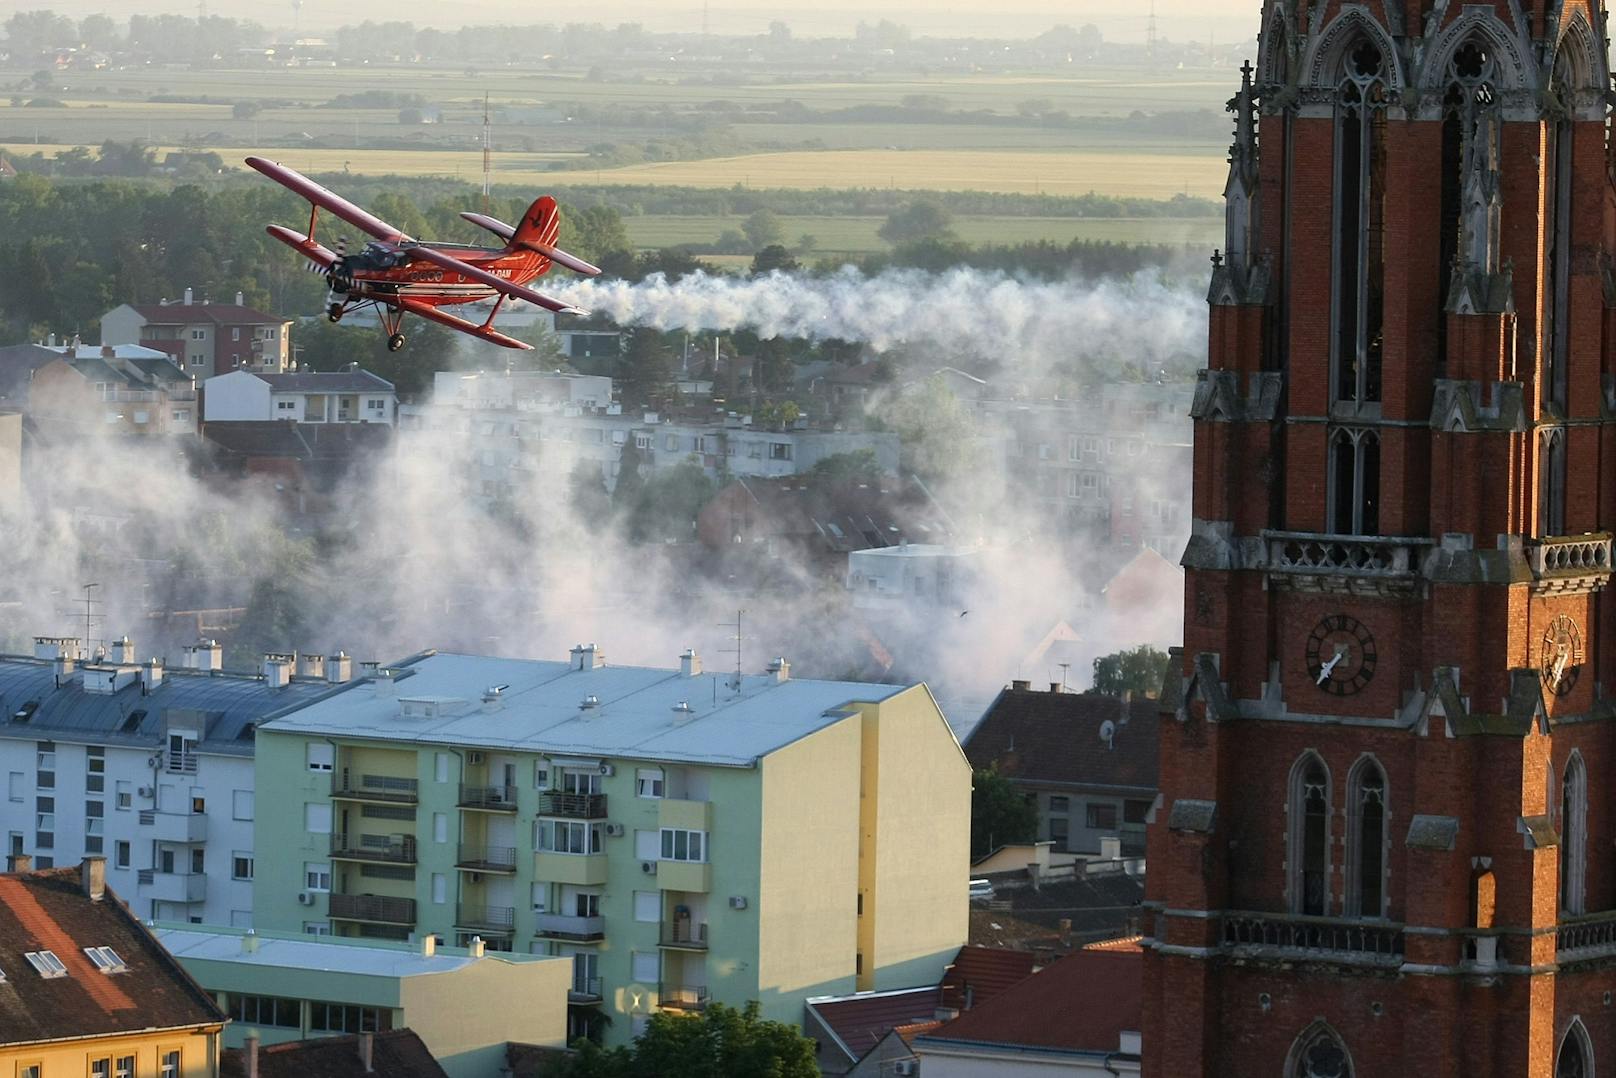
919, 949, 1142, 1057
806, 987, 941, 1064
938, 945, 1036, 1011
1084, 935, 1145, 952
0, 865, 225, 1047
964, 687, 1160, 791
221, 1030, 448, 1078
129, 303, 287, 325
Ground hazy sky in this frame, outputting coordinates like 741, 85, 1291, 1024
56, 0, 1263, 43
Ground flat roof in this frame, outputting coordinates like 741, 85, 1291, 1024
259, 652, 912, 767
152, 924, 551, 978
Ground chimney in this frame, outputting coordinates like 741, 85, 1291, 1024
8, 853, 32, 873
360, 660, 381, 678
1011, 679, 1031, 692
420, 934, 437, 957
244, 1033, 259, 1078
373, 669, 396, 698
34, 636, 78, 661
262, 654, 292, 689
1059, 918, 1073, 946
141, 659, 164, 694
108, 635, 135, 664
1049, 682, 1061, 694
235, 290, 244, 306
241, 929, 259, 954
183, 286, 193, 305
482, 685, 507, 712
327, 652, 353, 683
358, 1032, 374, 1073
81, 856, 106, 901
46, 332, 56, 348
101, 345, 115, 359
468, 935, 486, 958
767, 657, 790, 682
53, 654, 76, 684
570, 643, 604, 670
679, 648, 702, 677
184, 639, 222, 672
297, 653, 325, 679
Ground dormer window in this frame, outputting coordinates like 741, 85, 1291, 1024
84, 946, 128, 974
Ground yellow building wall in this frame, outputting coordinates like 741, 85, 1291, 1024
756, 715, 863, 1017
861, 685, 971, 990
398, 955, 571, 1078
1, 1026, 222, 1078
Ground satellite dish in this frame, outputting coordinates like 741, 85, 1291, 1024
1098, 719, 1116, 749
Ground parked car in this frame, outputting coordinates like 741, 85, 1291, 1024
968, 878, 994, 901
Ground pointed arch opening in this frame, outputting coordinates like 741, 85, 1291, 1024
1332, 39, 1387, 408
1540, 426, 1568, 536
1289, 753, 1332, 916
1561, 750, 1587, 916
1328, 427, 1380, 535
1345, 757, 1388, 918
1557, 1016, 1594, 1078
1543, 51, 1575, 410
1287, 1020, 1354, 1078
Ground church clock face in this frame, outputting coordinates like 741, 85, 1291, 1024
1540, 613, 1583, 697
1305, 614, 1377, 696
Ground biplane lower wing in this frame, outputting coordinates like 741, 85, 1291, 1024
392, 296, 534, 350
405, 245, 586, 315
265, 225, 339, 270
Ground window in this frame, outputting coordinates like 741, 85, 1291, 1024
305, 803, 332, 834
530, 882, 547, 912
233, 790, 254, 821
232, 328, 241, 341
1346, 758, 1387, 918
232, 854, 254, 881
23, 950, 67, 978
1049, 816, 1069, 848
306, 743, 335, 773
115, 1057, 135, 1078
635, 830, 660, 861
166, 734, 196, 774
115, 781, 131, 810
304, 862, 331, 891
304, 922, 331, 936
1048, 795, 1070, 813
19, 1065, 41, 1078
190, 354, 205, 367
433, 812, 448, 843
190, 328, 205, 340
1289, 754, 1331, 916
310, 1001, 388, 1034
368, 398, 385, 412
435, 753, 450, 783
1561, 752, 1588, 916
229, 993, 300, 1027
1540, 427, 1567, 537
83, 946, 127, 973
1328, 427, 1380, 535
631, 951, 660, 983
660, 828, 705, 862
536, 818, 602, 854
114, 840, 130, 869
636, 769, 665, 799
191, 848, 205, 875
1332, 39, 1386, 407
86, 747, 104, 793
1085, 803, 1117, 830
1124, 799, 1151, 824
1543, 54, 1574, 411
91, 1060, 110, 1078
1067, 435, 1080, 461
769, 442, 792, 461
1288, 1021, 1352, 1078
535, 764, 551, 790
432, 873, 448, 904
1557, 1018, 1593, 1078
191, 795, 205, 815
634, 891, 661, 922
6, 773, 20, 802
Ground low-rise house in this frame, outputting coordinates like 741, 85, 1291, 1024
847, 544, 979, 612
696, 476, 951, 565
222, 1030, 448, 1078
202, 368, 397, 426
0, 343, 195, 434
157, 925, 568, 1078
199, 421, 394, 519
913, 948, 1142, 1076
0, 856, 228, 1078
101, 291, 292, 380
964, 684, 1158, 856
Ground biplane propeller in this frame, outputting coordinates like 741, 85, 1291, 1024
247, 156, 601, 352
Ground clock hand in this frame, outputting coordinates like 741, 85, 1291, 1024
1553, 650, 1569, 686
1317, 646, 1347, 684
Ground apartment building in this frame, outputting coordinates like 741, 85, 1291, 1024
0, 637, 355, 925
202, 368, 397, 426
251, 647, 969, 1045
155, 924, 568, 1078
0, 343, 196, 435
101, 290, 292, 380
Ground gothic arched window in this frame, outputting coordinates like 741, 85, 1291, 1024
1561, 751, 1587, 916
1556, 1018, 1592, 1078
1544, 52, 1575, 410
1328, 427, 1380, 535
1346, 758, 1387, 918
1540, 427, 1567, 536
1438, 39, 1498, 366
1290, 754, 1332, 916
1289, 1022, 1354, 1078
1334, 39, 1387, 407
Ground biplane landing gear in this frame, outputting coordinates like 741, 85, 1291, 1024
387, 333, 406, 352
327, 304, 344, 323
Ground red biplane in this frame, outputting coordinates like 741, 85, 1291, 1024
248, 156, 600, 351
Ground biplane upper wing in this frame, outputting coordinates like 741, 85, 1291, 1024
404, 245, 586, 315
393, 296, 534, 350
246, 156, 412, 244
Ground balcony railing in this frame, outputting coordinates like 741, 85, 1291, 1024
1528, 534, 1614, 595
569, 977, 603, 1003
330, 893, 417, 925
659, 920, 708, 950
538, 792, 608, 819
1557, 910, 1616, 963
458, 784, 518, 811
333, 774, 419, 804
1262, 531, 1432, 596
166, 750, 198, 774
536, 913, 606, 941
456, 903, 516, 934
330, 833, 417, 865
456, 844, 518, 872
1221, 911, 1404, 967
137, 869, 206, 904
658, 983, 710, 1011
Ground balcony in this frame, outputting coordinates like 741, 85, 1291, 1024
536, 913, 606, 941
1262, 531, 1432, 597
659, 920, 708, 951
568, 977, 603, 1004
1527, 533, 1613, 596
538, 792, 608, 819
658, 799, 712, 832
456, 845, 518, 873
534, 852, 610, 887
455, 903, 516, 935
458, 784, 518, 812
330, 833, 417, 865
333, 774, 419, 805
138, 810, 206, 844
1557, 909, 1616, 965
166, 750, 199, 775
656, 861, 711, 894
137, 869, 206, 904
658, 983, 710, 1011
329, 893, 417, 926
1221, 911, 1404, 968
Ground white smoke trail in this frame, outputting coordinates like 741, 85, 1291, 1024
547, 267, 1207, 373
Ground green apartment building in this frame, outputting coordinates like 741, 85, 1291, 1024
251, 646, 970, 1043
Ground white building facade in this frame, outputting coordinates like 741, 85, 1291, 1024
203, 369, 398, 426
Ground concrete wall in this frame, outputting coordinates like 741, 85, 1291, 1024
399, 953, 570, 1078
99, 305, 145, 347
202, 370, 272, 422
0, 1027, 222, 1078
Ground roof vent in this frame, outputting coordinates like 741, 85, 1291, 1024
482, 684, 508, 712
580, 694, 600, 711
672, 701, 695, 723
767, 657, 790, 683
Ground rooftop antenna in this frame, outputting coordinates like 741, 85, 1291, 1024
291, 0, 302, 36
481, 92, 492, 214
701, 0, 710, 40
1058, 662, 1071, 692
79, 583, 103, 658
1146, 0, 1158, 57
717, 609, 746, 692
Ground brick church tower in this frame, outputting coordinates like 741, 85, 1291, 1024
1145, 1, 1616, 1074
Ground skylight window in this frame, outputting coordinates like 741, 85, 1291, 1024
84, 946, 128, 974
24, 950, 67, 978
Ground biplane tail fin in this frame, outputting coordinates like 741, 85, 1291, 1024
507, 197, 603, 277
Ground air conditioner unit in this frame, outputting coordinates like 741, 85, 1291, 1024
297, 890, 315, 906
137, 786, 154, 799
605, 823, 625, 837
599, 763, 615, 777
470, 872, 483, 883
894, 1060, 916, 1076
467, 751, 485, 765
641, 861, 657, 875
729, 895, 748, 911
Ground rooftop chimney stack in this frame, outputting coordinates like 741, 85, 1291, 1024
262, 654, 292, 689
141, 659, 164, 694
245, 1034, 259, 1078
81, 856, 106, 901
34, 636, 78, 661
7, 854, 32, 873
242, 929, 259, 954
108, 636, 135, 665
373, 669, 396, 698
571, 643, 604, 670
297, 653, 325, 679
767, 657, 790, 683
420, 934, 437, 957
183, 639, 222, 672
680, 649, 702, 677
183, 286, 194, 305
468, 936, 486, 958
235, 290, 244, 306
327, 652, 353, 683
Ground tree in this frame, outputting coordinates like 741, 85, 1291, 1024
877, 374, 976, 481
808, 449, 882, 485
877, 200, 955, 246
971, 767, 1037, 860
232, 100, 262, 120
618, 328, 673, 408
741, 208, 785, 251
77, 13, 117, 50
543, 1002, 818, 1078
626, 459, 713, 543
1090, 644, 1171, 698
749, 244, 799, 276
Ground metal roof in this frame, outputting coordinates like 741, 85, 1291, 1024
0, 656, 352, 753
153, 924, 548, 978
259, 652, 915, 768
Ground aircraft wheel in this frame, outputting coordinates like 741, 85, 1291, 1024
387, 333, 406, 352
327, 305, 343, 323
